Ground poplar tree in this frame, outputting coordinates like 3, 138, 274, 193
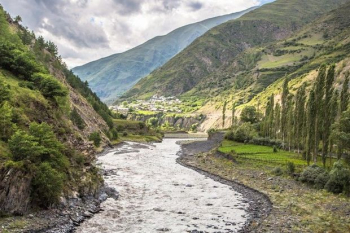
222, 100, 227, 128
274, 103, 281, 139
306, 89, 316, 165
340, 74, 349, 113
231, 101, 236, 127
294, 84, 306, 154
321, 65, 335, 167
329, 90, 339, 164
281, 78, 289, 142
287, 95, 295, 151
313, 64, 327, 162
337, 74, 349, 159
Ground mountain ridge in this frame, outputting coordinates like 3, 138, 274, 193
72, 6, 258, 103
123, 0, 349, 101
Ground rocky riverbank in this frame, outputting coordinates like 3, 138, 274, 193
177, 133, 273, 232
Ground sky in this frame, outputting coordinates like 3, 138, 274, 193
0, 0, 272, 68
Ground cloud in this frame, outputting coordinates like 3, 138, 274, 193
188, 1, 203, 11
112, 0, 141, 15
0, 0, 268, 67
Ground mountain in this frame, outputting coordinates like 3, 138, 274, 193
72, 7, 258, 103
123, 0, 349, 102
0, 5, 114, 215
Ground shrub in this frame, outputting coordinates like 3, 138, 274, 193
110, 128, 118, 140
325, 161, 350, 194
314, 172, 330, 190
225, 131, 234, 141
273, 145, 278, 153
70, 108, 85, 130
300, 164, 325, 184
31, 162, 64, 207
122, 132, 128, 137
232, 123, 257, 143
272, 167, 283, 176
89, 132, 101, 147
286, 162, 295, 175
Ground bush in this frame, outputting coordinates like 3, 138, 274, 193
314, 172, 330, 190
325, 161, 350, 194
232, 123, 257, 143
70, 108, 85, 130
89, 132, 101, 147
286, 162, 295, 175
122, 132, 128, 137
300, 164, 325, 185
31, 162, 64, 208
273, 145, 278, 153
272, 167, 283, 176
225, 131, 234, 141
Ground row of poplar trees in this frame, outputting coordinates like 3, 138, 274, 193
260, 64, 349, 167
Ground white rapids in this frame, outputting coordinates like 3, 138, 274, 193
76, 139, 249, 233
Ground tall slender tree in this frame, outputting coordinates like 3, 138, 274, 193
313, 64, 327, 163
337, 74, 349, 159
306, 89, 316, 165
321, 65, 335, 167
294, 84, 306, 154
222, 100, 227, 128
231, 101, 236, 128
274, 103, 281, 139
281, 78, 289, 143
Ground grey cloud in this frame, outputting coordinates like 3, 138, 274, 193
112, 0, 141, 15
188, 1, 203, 11
42, 18, 110, 49
162, 0, 181, 10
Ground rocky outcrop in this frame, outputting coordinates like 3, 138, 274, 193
0, 168, 32, 215
128, 113, 205, 131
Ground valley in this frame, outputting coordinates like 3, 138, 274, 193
1, 0, 350, 232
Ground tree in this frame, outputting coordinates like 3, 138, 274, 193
337, 75, 349, 159
240, 106, 258, 124
222, 100, 227, 128
14, 15, 22, 23
294, 84, 306, 154
31, 162, 64, 207
9, 130, 43, 161
36, 73, 67, 98
274, 103, 281, 139
340, 74, 349, 113
231, 101, 236, 127
0, 79, 10, 104
313, 65, 327, 162
306, 89, 316, 165
281, 78, 289, 142
0, 101, 16, 141
89, 132, 101, 147
46, 41, 58, 56
70, 108, 86, 130
321, 65, 336, 167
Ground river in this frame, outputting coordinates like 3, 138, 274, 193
76, 139, 249, 233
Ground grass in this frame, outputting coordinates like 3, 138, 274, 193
218, 140, 338, 171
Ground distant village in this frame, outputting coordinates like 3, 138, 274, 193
110, 95, 182, 114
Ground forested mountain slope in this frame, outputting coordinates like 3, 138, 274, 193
123, 0, 349, 101
72, 7, 256, 103
0, 5, 115, 215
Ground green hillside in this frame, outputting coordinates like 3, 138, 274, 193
72, 7, 256, 104
123, 0, 349, 101
0, 5, 115, 214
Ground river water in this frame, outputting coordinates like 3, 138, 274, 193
77, 139, 249, 233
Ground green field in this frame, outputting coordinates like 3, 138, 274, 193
218, 140, 338, 170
